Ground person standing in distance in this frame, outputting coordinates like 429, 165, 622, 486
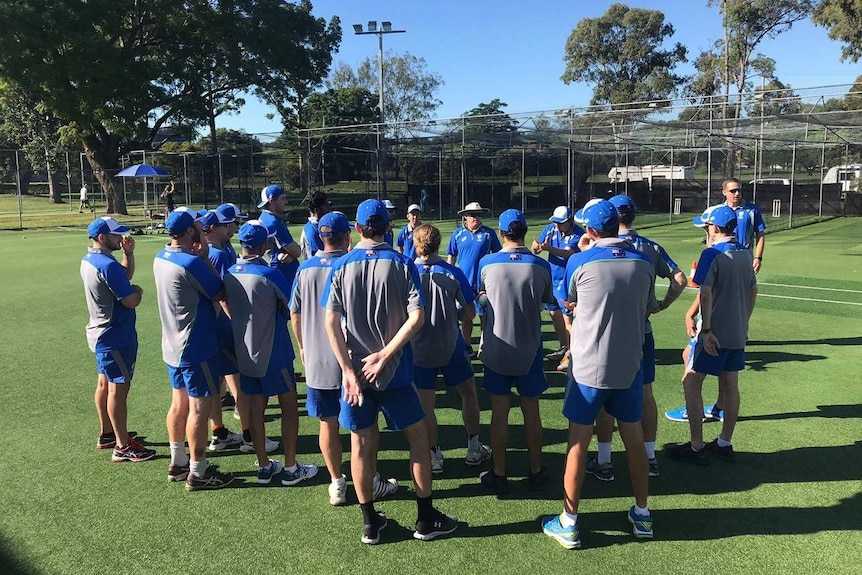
322, 199, 458, 544
382, 199, 397, 246
81, 216, 155, 462
299, 190, 332, 260
397, 203, 423, 260
721, 178, 766, 273
257, 185, 302, 287
79, 182, 94, 213
447, 201, 501, 358
542, 200, 656, 549
477, 209, 554, 495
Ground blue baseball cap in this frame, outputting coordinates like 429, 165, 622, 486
216, 203, 247, 221
257, 184, 285, 208
237, 219, 275, 248
356, 199, 389, 226
318, 211, 350, 238
549, 206, 573, 223
165, 207, 202, 236
574, 199, 603, 225
87, 217, 130, 239
608, 194, 637, 215
499, 208, 527, 233
577, 200, 619, 231
698, 205, 736, 228
199, 209, 237, 230
692, 205, 718, 227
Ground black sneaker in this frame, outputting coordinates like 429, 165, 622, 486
648, 458, 660, 477
361, 511, 388, 545
186, 465, 235, 491
111, 440, 157, 463
96, 430, 139, 450
705, 439, 736, 463
467, 346, 477, 360
168, 463, 190, 482
220, 392, 236, 410
413, 508, 458, 541
667, 442, 709, 466
528, 467, 550, 491
479, 470, 510, 495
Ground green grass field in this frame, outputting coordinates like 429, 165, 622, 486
1, 216, 860, 575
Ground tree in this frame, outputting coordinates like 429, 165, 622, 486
0, 0, 340, 214
463, 99, 518, 134
813, 0, 862, 62
562, 4, 687, 110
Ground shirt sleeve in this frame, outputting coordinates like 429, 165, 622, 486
447, 230, 459, 258
454, 266, 474, 305
103, 260, 134, 300
405, 259, 426, 312
489, 229, 502, 253
321, 262, 344, 314
696, 248, 720, 288
273, 220, 293, 249
307, 226, 323, 257
653, 243, 677, 279
540, 260, 555, 304
208, 249, 231, 279
187, 257, 224, 300
396, 227, 406, 249
753, 205, 767, 233
288, 268, 303, 313
269, 268, 292, 308
537, 224, 550, 243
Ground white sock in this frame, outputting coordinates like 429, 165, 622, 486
597, 442, 613, 465
189, 459, 208, 477
467, 434, 479, 452
717, 437, 732, 448
169, 442, 188, 466
332, 475, 346, 486
644, 441, 656, 460
634, 505, 650, 517
560, 511, 578, 528
285, 463, 298, 473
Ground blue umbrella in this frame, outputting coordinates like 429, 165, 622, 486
116, 163, 170, 177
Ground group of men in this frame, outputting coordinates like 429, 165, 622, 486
81, 177, 762, 547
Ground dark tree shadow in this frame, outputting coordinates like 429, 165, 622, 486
0, 533, 42, 575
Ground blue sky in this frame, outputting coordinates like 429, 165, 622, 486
219, 0, 860, 137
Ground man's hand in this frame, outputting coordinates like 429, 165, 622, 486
120, 235, 135, 254
342, 369, 363, 406
753, 257, 762, 274
193, 239, 209, 260
686, 314, 697, 338
701, 332, 720, 356
360, 351, 389, 385
530, 238, 542, 254
577, 235, 593, 251
132, 284, 143, 296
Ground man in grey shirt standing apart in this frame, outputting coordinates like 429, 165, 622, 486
476, 209, 554, 495
542, 200, 656, 549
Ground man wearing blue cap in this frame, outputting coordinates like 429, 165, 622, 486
584, 194, 688, 481
291, 211, 398, 504
669, 205, 757, 465
531, 206, 585, 372
396, 204, 423, 260
477, 209, 554, 495
257, 185, 302, 286
322, 199, 458, 544
154, 207, 234, 490
81, 217, 155, 462
299, 190, 331, 260
543, 200, 656, 548
223, 220, 318, 486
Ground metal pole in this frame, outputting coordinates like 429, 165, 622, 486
142, 150, 148, 211
218, 153, 225, 204
461, 116, 466, 210
15, 150, 23, 230
438, 148, 443, 222
789, 141, 796, 229
669, 146, 674, 224
65, 151, 72, 211
624, 143, 629, 196
707, 105, 713, 210
377, 32, 388, 198
521, 148, 526, 212
819, 126, 826, 220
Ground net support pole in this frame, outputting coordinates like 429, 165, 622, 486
789, 141, 796, 229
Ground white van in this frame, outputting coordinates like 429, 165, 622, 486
822, 164, 862, 192
749, 178, 790, 186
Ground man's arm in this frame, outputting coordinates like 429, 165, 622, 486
325, 309, 361, 405
119, 285, 143, 309
360, 308, 425, 385
699, 286, 720, 356
291, 312, 304, 366
654, 268, 687, 313
748, 284, 758, 318
685, 292, 700, 337
753, 233, 765, 273
459, 302, 476, 322
119, 236, 136, 280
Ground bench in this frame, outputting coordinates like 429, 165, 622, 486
144, 207, 166, 233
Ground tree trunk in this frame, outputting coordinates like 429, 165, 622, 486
20, 169, 33, 196
82, 134, 126, 215
208, 110, 222, 200
47, 168, 64, 203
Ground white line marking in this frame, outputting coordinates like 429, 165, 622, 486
758, 282, 862, 295
675, 284, 862, 306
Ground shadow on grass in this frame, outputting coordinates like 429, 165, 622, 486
0, 533, 41, 575
655, 347, 828, 370
739, 403, 861, 422
748, 336, 862, 347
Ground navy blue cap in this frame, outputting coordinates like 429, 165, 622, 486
356, 199, 389, 226
165, 207, 202, 236
257, 185, 285, 208
608, 194, 637, 215
578, 200, 619, 231
216, 203, 247, 220
318, 211, 350, 237
499, 208, 527, 233
237, 219, 274, 248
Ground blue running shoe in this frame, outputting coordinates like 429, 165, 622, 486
664, 405, 688, 422
703, 404, 725, 422
542, 515, 581, 549
257, 460, 283, 485
281, 461, 319, 486
627, 506, 654, 539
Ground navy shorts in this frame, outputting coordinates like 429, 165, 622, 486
562, 370, 644, 425
414, 336, 474, 390
240, 366, 296, 397
218, 346, 239, 377
167, 358, 219, 398
641, 332, 656, 385
96, 344, 137, 384
339, 384, 425, 432
689, 344, 745, 377
306, 387, 341, 419
482, 347, 548, 398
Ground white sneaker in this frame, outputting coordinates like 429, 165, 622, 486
233, 407, 241, 421
239, 437, 279, 454
329, 478, 348, 506
281, 461, 319, 486
465, 444, 492, 466
431, 449, 444, 475
372, 473, 399, 501
207, 430, 243, 451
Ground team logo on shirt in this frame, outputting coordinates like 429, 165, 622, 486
234, 264, 245, 272
423, 264, 432, 271
509, 253, 522, 261
319, 257, 330, 265
611, 249, 626, 258
476, 233, 485, 241
365, 249, 379, 257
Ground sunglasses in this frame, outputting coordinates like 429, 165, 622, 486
727, 189, 742, 194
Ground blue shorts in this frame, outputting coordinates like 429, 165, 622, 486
167, 359, 220, 398
641, 332, 656, 385
414, 336, 474, 390
338, 384, 425, 432
306, 387, 341, 419
240, 366, 296, 397
563, 371, 644, 425
96, 344, 137, 384
689, 344, 745, 377
218, 346, 239, 377
483, 347, 548, 398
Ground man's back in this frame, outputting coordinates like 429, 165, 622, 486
413, 255, 472, 368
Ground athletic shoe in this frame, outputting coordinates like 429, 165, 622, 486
111, 440, 157, 463
586, 455, 615, 482
541, 514, 581, 549
168, 463, 190, 482
207, 430, 243, 452
467, 346, 477, 360
233, 407, 241, 421
667, 442, 709, 465
257, 460, 284, 485
664, 405, 689, 422
220, 392, 236, 410
704, 404, 725, 422
627, 506, 654, 539
556, 354, 570, 373
239, 437, 279, 454
372, 473, 399, 501
465, 444, 492, 466
431, 449, 444, 474
295, 372, 305, 382
329, 479, 348, 506
413, 509, 458, 541
648, 458, 660, 477
186, 465, 234, 491
281, 461, 318, 486
705, 438, 736, 462
96, 430, 139, 450
528, 467, 550, 491
544, 345, 568, 362
361, 511, 387, 545
479, 470, 509, 496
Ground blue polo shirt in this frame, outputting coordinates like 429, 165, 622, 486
259, 209, 300, 287
208, 241, 235, 346
447, 225, 502, 291
383, 228, 394, 246
80, 248, 137, 352
300, 218, 324, 260
733, 202, 766, 251
397, 224, 418, 260
537, 221, 584, 290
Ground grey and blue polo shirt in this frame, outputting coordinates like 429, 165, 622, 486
448, 225, 502, 291
477, 246, 554, 376
81, 248, 136, 352
620, 230, 678, 334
